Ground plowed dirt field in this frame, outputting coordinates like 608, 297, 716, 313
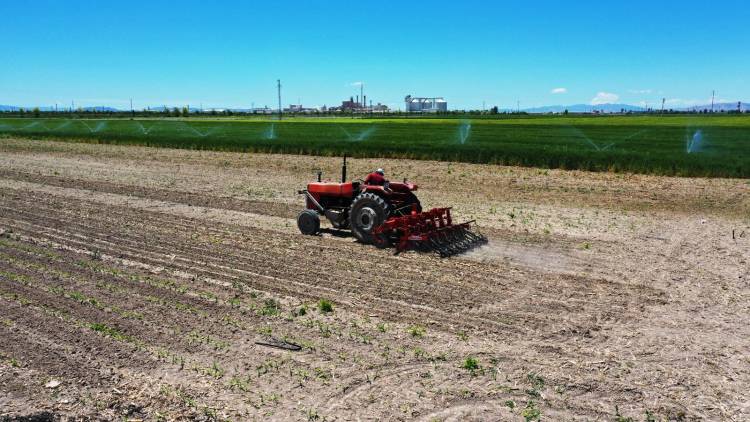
0, 138, 748, 421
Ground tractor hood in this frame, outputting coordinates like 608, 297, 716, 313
389, 181, 418, 192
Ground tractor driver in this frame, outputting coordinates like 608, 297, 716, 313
364, 168, 386, 186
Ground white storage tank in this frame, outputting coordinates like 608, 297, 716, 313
404, 95, 447, 112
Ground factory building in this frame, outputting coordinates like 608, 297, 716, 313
405, 95, 448, 112
335, 96, 389, 113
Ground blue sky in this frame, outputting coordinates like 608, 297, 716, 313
2, 1, 748, 110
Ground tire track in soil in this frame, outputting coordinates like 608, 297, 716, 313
2, 224, 664, 418
1, 269, 305, 417
0, 180, 652, 338
0, 294, 156, 380
0, 203, 533, 336
0, 298, 242, 420
322, 362, 434, 413
0, 234, 636, 356
0, 168, 299, 218
0, 242, 392, 420
0, 182, 678, 420
7, 209, 624, 346
0, 248, 250, 362
0, 178, 609, 300
1, 234, 524, 402
0, 187, 666, 388
0, 184, 512, 296
0, 233, 610, 418
0, 239, 378, 384
0, 269, 208, 365
0, 190, 660, 340
0, 238, 388, 389
0, 238, 261, 329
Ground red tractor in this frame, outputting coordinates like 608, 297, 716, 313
297, 157, 486, 256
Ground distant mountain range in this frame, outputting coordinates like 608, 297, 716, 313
522, 103, 646, 113
0, 105, 119, 112
521, 102, 749, 113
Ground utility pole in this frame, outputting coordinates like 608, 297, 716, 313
277, 79, 282, 120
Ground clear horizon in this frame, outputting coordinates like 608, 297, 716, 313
2, 1, 748, 110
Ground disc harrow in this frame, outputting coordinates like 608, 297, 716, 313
373, 207, 488, 257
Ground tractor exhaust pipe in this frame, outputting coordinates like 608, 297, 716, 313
341, 155, 347, 183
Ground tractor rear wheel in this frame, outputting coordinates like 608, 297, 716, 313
297, 210, 320, 235
350, 193, 390, 244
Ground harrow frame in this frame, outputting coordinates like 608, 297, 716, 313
373, 207, 488, 257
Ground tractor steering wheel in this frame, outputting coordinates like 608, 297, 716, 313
383, 181, 392, 193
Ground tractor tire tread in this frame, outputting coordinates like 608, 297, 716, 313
350, 192, 390, 244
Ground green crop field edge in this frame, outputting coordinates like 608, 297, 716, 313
0, 116, 748, 178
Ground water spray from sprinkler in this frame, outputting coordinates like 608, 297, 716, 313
21, 121, 50, 131
79, 121, 96, 133
457, 120, 472, 144
355, 126, 376, 141
182, 122, 216, 137
566, 125, 613, 152
686, 130, 703, 154
339, 125, 376, 142
264, 123, 277, 140
54, 120, 73, 131
134, 121, 156, 135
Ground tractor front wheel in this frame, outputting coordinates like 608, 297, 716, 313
350, 193, 390, 244
297, 210, 320, 235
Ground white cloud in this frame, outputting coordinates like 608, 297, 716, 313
550, 87, 567, 94
628, 89, 652, 94
590, 92, 619, 105
350, 81, 364, 87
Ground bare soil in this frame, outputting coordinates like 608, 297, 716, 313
0, 138, 748, 421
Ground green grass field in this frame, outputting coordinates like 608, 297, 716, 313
1, 115, 748, 177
